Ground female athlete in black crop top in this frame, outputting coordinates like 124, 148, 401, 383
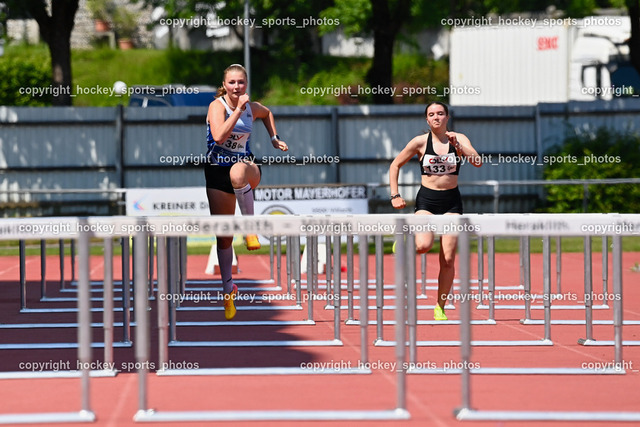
419, 131, 462, 176
388, 102, 482, 320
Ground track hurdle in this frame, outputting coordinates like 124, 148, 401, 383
2, 222, 140, 356
514, 235, 640, 331
0, 217, 96, 424
476, 234, 617, 343
131, 214, 410, 422
3, 226, 130, 354
377, 218, 549, 350
383, 214, 636, 375
154, 226, 360, 355
155, 231, 333, 351
454, 213, 640, 422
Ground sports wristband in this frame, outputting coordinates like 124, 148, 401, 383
390, 194, 402, 200
271, 134, 280, 142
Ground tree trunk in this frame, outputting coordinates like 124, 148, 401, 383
27, 0, 78, 106
368, 0, 411, 104
48, 31, 73, 106
369, 27, 394, 104
627, 0, 640, 78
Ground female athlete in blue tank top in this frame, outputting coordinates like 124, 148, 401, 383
204, 64, 288, 320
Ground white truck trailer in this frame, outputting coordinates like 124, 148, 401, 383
449, 16, 638, 105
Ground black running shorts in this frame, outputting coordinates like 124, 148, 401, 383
414, 186, 463, 215
204, 159, 261, 195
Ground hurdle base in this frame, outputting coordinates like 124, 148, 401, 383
375, 339, 553, 347
134, 408, 410, 422
577, 338, 596, 346
0, 410, 95, 424
0, 341, 132, 350
168, 339, 343, 347
455, 408, 640, 422
408, 367, 625, 375
134, 409, 156, 421
0, 369, 118, 379
520, 319, 640, 325
347, 319, 497, 326
156, 367, 372, 376
579, 340, 640, 346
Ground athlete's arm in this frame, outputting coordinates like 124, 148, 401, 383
446, 132, 482, 167
251, 101, 288, 151
389, 135, 424, 209
207, 95, 248, 144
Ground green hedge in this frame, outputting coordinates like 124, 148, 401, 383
0, 51, 52, 106
542, 127, 640, 213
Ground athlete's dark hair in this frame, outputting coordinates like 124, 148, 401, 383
424, 102, 449, 117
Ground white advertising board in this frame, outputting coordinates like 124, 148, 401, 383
126, 187, 210, 216
125, 185, 369, 244
253, 185, 368, 216
126, 185, 369, 217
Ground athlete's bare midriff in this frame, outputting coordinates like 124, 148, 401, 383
420, 173, 458, 191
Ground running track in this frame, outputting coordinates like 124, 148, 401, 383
1, 249, 639, 426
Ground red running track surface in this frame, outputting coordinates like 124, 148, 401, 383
0, 249, 639, 426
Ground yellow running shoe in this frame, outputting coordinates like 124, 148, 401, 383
224, 284, 238, 320
246, 234, 261, 251
434, 305, 448, 321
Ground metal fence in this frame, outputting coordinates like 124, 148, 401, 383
1, 178, 639, 217
1, 99, 639, 215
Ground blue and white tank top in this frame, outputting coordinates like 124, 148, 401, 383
206, 97, 253, 166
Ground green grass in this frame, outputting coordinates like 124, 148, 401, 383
2, 236, 639, 257
6, 44, 450, 107
72, 48, 171, 106
383, 236, 640, 254
478, 236, 640, 253
392, 54, 450, 103
260, 57, 371, 105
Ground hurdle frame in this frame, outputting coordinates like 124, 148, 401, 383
453, 215, 640, 422
133, 215, 412, 422
2, 213, 638, 423
0, 217, 96, 424
156, 232, 343, 350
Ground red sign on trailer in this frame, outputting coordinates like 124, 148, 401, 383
537, 36, 558, 50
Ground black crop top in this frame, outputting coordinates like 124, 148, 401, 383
418, 132, 461, 176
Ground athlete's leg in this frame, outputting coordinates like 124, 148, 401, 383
436, 212, 460, 310
229, 161, 262, 250
207, 188, 236, 291
229, 161, 261, 213
415, 210, 435, 254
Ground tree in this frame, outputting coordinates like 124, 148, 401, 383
321, 0, 415, 104
137, 0, 331, 62
5, 0, 79, 106
132, 0, 201, 48
368, 0, 412, 104
627, 0, 640, 77
203, 0, 333, 64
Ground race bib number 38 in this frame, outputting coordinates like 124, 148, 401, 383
223, 134, 249, 153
